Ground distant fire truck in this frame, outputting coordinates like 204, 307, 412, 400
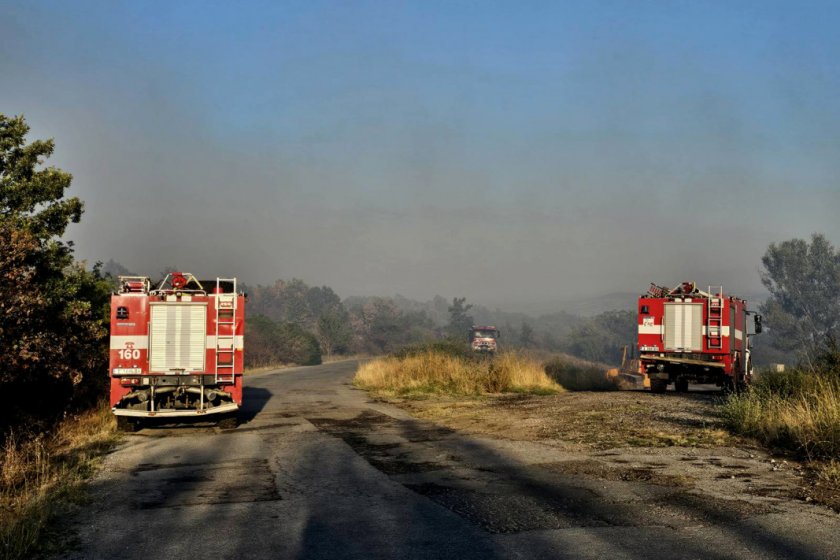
109, 272, 245, 431
638, 282, 762, 393
469, 325, 500, 354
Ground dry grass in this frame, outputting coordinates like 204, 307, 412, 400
817, 460, 840, 485
722, 367, 840, 508
723, 373, 840, 460
354, 350, 563, 396
0, 404, 118, 559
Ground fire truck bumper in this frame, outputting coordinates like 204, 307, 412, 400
641, 355, 726, 369
112, 402, 239, 418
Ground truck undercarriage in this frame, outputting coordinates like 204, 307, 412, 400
643, 353, 748, 393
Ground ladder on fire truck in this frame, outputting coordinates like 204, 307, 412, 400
707, 285, 724, 349
214, 278, 238, 384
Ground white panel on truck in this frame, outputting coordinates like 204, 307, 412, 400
149, 303, 207, 372
664, 303, 703, 351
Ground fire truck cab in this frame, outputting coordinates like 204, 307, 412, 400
109, 272, 245, 431
637, 282, 762, 393
469, 325, 500, 354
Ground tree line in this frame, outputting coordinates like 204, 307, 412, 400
2, 112, 838, 435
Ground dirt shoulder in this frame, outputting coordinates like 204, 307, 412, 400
373, 388, 838, 512
395, 389, 733, 450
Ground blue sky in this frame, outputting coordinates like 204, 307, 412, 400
2, 1, 838, 306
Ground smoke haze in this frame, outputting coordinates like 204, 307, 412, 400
2, 1, 839, 309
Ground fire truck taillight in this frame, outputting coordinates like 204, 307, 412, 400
120, 377, 141, 386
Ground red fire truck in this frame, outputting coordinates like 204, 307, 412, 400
638, 282, 762, 393
469, 325, 500, 354
109, 272, 245, 431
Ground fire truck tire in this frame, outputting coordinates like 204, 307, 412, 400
722, 377, 743, 394
218, 414, 239, 429
116, 416, 140, 433
675, 378, 689, 393
650, 379, 668, 394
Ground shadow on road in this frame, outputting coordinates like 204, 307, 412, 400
310, 407, 829, 560
239, 386, 271, 424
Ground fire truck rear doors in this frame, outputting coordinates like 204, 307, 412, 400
663, 302, 704, 351
149, 302, 207, 372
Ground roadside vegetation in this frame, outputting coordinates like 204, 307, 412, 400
1, 114, 112, 436
722, 234, 840, 507
354, 344, 562, 396
0, 115, 118, 559
722, 361, 840, 508
0, 405, 118, 560
722, 353, 840, 502
722, 359, 840, 461
543, 357, 618, 391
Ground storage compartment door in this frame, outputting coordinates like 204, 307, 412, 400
664, 303, 703, 351
149, 303, 207, 372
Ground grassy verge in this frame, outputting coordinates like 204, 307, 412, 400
0, 404, 118, 559
722, 368, 840, 459
354, 347, 563, 397
722, 366, 840, 508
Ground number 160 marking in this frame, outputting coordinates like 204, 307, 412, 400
119, 348, 141, 360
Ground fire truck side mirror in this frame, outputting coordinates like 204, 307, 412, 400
754, 314, 763, 334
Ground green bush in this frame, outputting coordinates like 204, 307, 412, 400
276, 323, 322, 366
0, 115, 112, 434
245, 315, 322, 367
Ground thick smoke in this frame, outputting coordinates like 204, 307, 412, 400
2, 2, 838, 310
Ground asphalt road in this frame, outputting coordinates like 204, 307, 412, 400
69, 360, 840, 559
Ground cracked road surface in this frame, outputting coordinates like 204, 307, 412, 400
69, 360, 840, 559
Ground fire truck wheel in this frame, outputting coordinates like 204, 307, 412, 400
722, 377, 745, 395
650, 379, 668, 394
675, 378, 689, 393
116, 416, 140, 433
218, 415, 239, 429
